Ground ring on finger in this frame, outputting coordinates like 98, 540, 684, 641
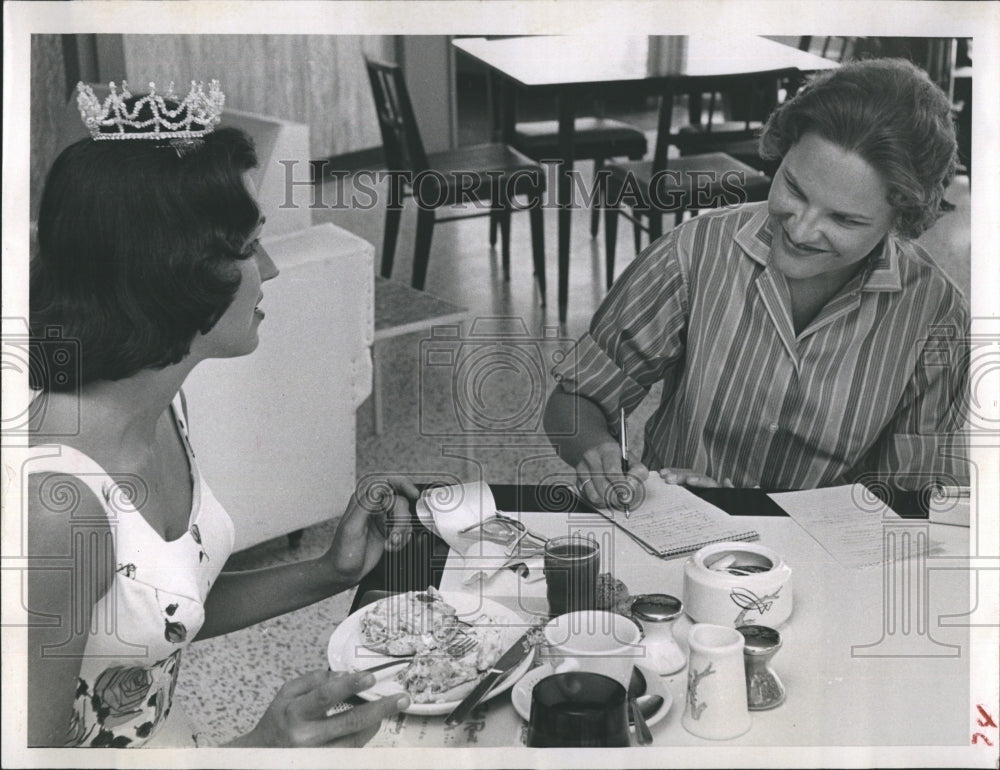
325, 702, 354, 718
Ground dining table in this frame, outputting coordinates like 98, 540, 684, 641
343, 483, 975, 754
452, 35, 840, 324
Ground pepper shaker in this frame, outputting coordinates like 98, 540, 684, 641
631, 594, 686, 675
737, 625, 786, 710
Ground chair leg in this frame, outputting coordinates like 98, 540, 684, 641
648, 210, 664, 242
590, 157, 605, 238
381, 205, 403, 278
498, 204, 512, 281
529, 189, 546, 305
604, 200, 620, 290
489, 209, 499, 247
412, 208, 436, 291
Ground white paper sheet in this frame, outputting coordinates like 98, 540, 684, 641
768, 484, 931, 569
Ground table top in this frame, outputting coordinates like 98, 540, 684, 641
374, 276, 467, 341
353, 485, 972, 751
453, 35, 839, 89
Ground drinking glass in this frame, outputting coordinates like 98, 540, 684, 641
543, 535, 600, 616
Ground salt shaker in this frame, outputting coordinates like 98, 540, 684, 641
737, 625, 786, 710
631, 594, 686, 675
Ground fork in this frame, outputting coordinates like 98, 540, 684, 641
362, 636, 478, 673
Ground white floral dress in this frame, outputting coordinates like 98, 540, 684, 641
29, 396, 234, 747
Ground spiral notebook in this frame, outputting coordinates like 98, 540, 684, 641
596, 475, 759, 559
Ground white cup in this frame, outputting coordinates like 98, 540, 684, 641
681, 623, 752, 740
541, 610, 644, 689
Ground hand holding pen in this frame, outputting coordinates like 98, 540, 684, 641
571, 409, 647, 514
619, 408, 631, 518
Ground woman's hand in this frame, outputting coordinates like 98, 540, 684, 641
575, 440, 649, 511
659, 468, 734, 488
229, 670, 409, 747
324, 476, 418, 584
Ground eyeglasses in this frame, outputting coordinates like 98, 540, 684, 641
459, 512, 549, 558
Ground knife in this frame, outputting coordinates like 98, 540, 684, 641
444, 632, 534, 725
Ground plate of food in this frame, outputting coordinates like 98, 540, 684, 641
327, 587, 537, 715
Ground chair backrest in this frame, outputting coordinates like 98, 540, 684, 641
651, 68, 801, 171
799, 36, 860, 64
364, 56, 430, 173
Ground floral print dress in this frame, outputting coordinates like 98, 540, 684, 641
30, 395, 234, 747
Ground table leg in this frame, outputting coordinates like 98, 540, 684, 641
557, 93, 576, 324
372, 341, 383, 435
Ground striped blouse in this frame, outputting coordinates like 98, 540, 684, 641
552, 202, 969, 490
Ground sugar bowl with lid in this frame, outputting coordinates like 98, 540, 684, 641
683, 542, 793, 627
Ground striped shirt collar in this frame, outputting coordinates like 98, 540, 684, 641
733, 202, 902, 293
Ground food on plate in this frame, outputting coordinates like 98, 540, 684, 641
360, 587, 460, 655
596, 572, 633, 615
395, 617, 506, 704
396, 650, 480, 704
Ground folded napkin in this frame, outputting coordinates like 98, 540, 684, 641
416, 481, 545, 586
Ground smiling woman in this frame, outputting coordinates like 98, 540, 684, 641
545, 58, 968, 501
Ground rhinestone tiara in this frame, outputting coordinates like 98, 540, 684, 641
76, 80, 225, 141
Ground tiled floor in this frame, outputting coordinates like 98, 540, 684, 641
176, 143, 972, 744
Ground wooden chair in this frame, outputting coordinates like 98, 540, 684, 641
365, 56, 546, 300
486, 72, 648, 241
602, 80, 773, 289
671, 68, 802, 177
798, 36, 860, 63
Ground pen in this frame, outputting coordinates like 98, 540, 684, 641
619, 407, 630, 519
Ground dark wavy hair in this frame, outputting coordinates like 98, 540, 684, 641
759, 58, 958, 239
30, 124, 259, 391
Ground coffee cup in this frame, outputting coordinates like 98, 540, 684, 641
526, 671, 630, 747
540, 610, 643, 689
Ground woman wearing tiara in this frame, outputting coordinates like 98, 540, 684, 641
26, 82, 414, 747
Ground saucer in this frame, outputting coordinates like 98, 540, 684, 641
511, 664, 673, 728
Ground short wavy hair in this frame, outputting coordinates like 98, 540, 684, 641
31, 125, 259, 391
759, 58, 958, 239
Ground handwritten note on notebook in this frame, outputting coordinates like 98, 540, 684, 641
768, 484, 928, 569
598, 474, 758, 558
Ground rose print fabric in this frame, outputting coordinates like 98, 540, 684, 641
30, 395, 235, 747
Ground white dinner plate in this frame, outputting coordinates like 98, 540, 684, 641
327, 590, 536, 716
511, 664, 673, 729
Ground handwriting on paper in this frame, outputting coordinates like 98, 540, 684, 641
769, 485, 928, 569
